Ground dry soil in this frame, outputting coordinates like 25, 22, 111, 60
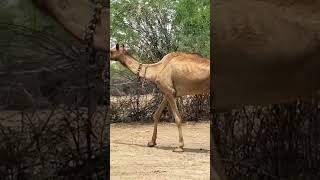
110, 122, 210, 180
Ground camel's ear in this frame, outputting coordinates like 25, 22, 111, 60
116, 43, 119, 50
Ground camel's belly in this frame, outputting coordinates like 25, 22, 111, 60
174, 79, 210, 96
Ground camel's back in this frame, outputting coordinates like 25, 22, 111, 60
161, 52, 210, 96
170, 55, 210, 82
160, 52, 209, 68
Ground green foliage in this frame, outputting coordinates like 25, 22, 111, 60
110, 62, 132, 79
0, 0, 85, 94
111, 0, 210, 78
0, 0, 78, 46
111, 0, 179, 61
174, 0, 210, 57
0, 0, 82, 68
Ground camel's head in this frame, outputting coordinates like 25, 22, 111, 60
110, 43, 127, 61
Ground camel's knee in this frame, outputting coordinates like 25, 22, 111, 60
173, 115, 182, 124
153, 112, 161, 121
161, 86, 175, 97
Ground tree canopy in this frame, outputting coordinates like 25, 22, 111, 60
111, 0, 210, 61
111, 0, 210, 79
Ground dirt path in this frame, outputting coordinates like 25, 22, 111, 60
111, 121, 210, 180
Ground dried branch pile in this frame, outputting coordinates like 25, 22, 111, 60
214, 100, 320, 179
0, 23, 108, 179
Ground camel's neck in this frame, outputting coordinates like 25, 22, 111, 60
32, 0, 108, 50
118, 55, 158, 81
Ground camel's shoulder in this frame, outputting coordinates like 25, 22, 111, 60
157, 52, 209, 69
162, 51, 205, 61
161, 52, 183, 60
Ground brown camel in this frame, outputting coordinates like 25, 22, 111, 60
31, 0, 109, 51
213, 0, 320, 110
212, 1, 320, 179
110, 44, 210, 152
31, 0, 320, 179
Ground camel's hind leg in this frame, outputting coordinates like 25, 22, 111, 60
147, 95, 168, 147
167, 95, 184, 152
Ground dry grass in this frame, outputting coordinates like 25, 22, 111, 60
110, 93, 209, 123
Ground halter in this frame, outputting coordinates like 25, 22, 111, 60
137, 63, 143, 82
136, 63, 146, 90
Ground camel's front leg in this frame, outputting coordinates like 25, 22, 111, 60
167, 95, 184, 152
147, 95, 168, 147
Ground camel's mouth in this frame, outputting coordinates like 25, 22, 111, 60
110, 57, 119, 62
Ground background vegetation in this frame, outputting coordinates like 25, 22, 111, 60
110, 0, 210, 123
0, 1, 107, 179
214, 101, 320, 179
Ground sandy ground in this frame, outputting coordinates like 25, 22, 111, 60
110, 121, 210, 180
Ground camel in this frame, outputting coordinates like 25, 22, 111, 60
212, 1, 320, 179
31, 0, 109, 51
212, 0, 320, 110
110, 44, 210, 152
30, 0, 320, 179
31, 0, 109, 98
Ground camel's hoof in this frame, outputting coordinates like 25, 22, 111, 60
173, 147, 184, 152
147, 141, 156, 147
